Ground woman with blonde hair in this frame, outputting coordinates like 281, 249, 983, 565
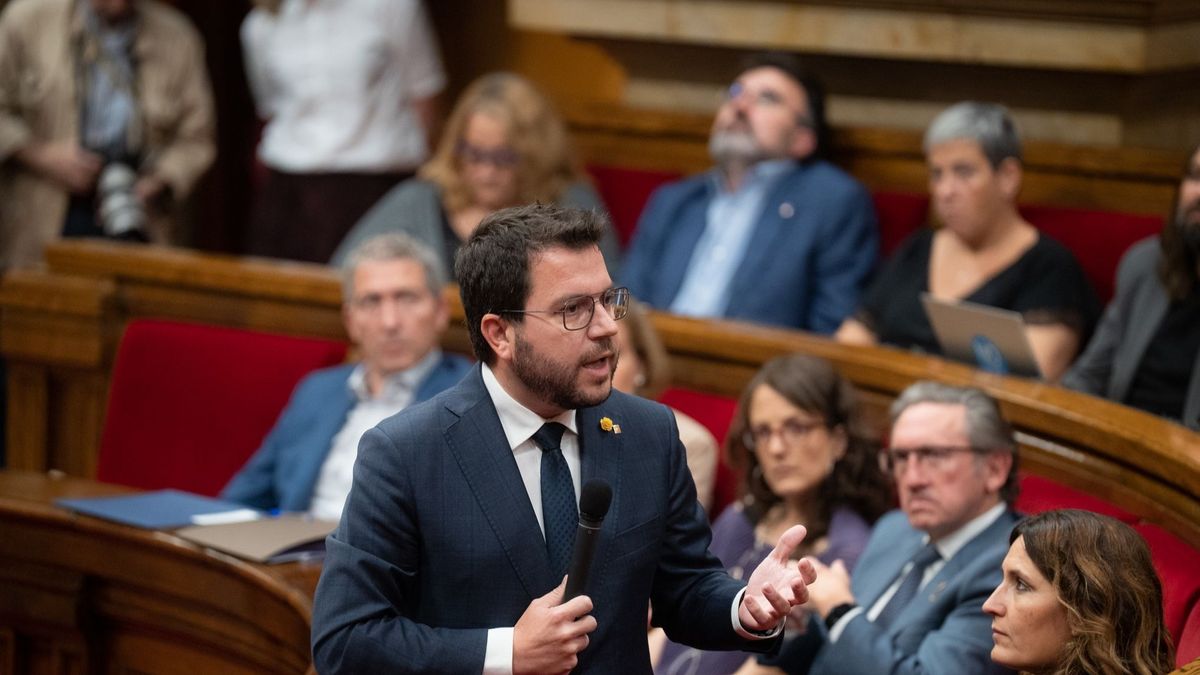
984, 509, 1175, 675
332, 72, 619, 271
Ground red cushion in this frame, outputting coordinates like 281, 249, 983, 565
586, 165, 682, 248
1132, 522, 1200, 646
1020, 204, 1162, 303
658, 387, 741, 517
97, 320, 347, 496
1177, 600, 1200, 666
873, 190, 930, 257
1015, 474, 1137, 523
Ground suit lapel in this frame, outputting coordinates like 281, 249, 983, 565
443, 370, 553, 598
857, 529, 923, 608
727, 165, 804, 300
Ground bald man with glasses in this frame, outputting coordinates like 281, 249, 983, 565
622, 51, 877, 333
766, 380, 1020, 675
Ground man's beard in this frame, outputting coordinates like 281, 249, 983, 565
512, 335, 616, 412
708, 128, 763, 168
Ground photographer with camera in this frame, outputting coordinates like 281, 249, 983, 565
0, 0, 215, 270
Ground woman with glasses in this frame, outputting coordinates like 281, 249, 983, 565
653, 354, 892, 675
983, 509, 1175, 675
331, 72, 620, 273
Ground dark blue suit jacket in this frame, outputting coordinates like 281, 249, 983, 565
312, 366, 769, 673
622, 160, 878, 333
772, 508, 1019, 675
220, 354, 471, 512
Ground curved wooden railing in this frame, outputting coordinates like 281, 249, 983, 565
0, 470, 318, 674
2, 239, 1197, 545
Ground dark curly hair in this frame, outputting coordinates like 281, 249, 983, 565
726, 354, 892, 539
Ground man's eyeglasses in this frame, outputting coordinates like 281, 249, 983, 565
497, 287, 630, 331
742, 418, 826, 450
456, 141, 520, 168
724, 82, 813, 128
879, 445, 976, 476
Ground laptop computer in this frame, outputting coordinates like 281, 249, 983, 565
920, 293, 1043, 379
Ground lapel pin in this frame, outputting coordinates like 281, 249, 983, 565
779, 202, 795, 219
613, 424, 622, 434
600, 417, 614, 432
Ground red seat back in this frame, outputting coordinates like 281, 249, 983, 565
658, 387, 740, 517
1015, 474, 1137, 524
873, 190, 930, 257
1020, 204, 1162, 303
585, 165, 682, 248
97, 320, 347, 496
1178, 601, 1200, 666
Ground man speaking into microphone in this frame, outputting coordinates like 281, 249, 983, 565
312, 205, 817, 674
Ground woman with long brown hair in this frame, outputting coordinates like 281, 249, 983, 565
984, 509, 1175, 675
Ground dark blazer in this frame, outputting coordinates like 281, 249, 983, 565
312, 366, 769, 673
1063, 237, 1200, 430
773, 508, 1019, 675
220, 354, 471, 512
621, 160, 878, 333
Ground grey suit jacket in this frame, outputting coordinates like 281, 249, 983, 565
311, 366, 770, 673
1063, 237, 1200, 430
773, 508, 1019, 675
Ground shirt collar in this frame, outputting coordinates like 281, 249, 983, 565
929, 501, 1008, 560
347, 348, 442, 403
710, 158, 795, 194
481, 363, 577, 451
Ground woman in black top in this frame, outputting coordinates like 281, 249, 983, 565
837, 102, 1099, 381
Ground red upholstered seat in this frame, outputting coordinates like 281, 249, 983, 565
585, 165, 682, 247
1020, 204, 1162, 303
1178, 600, 1200, 666
1015, 474, 1136, 523
658, 387, 740, 518
873, 190, 930, 257
97, 319, 347, 496
1132, 522, 1200, 652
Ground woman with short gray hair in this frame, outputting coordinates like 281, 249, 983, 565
836, 101, 1099, 382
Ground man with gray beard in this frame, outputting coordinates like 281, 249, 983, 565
622, 52, 877, 332
1064, 142, 1200, 429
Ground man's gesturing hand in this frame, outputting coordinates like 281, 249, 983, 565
513, 577, 597, 675
738, 524, 818, 631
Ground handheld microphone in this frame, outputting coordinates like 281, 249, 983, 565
563, 478, 612, 601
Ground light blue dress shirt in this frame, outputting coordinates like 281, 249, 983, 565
669, 159, 793, 317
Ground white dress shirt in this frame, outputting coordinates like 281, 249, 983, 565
241, 0, 445, 173
308, 351, 440, 521
478, 364, 777, 674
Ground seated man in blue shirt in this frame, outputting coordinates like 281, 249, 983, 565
622, 52, 878, 332
222, 232, 471, 520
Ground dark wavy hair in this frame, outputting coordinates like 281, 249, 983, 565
1158, 142, 1200, 301
1012, 510, 1175, 675
726, 354, 892, 538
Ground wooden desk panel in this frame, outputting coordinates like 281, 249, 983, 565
0, 471, 317, 675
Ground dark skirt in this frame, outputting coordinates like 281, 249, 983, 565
246, 168, 411, 263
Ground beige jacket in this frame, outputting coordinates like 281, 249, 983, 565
0, 0, 214, 270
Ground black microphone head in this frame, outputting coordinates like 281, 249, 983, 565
579, 478, 612, 523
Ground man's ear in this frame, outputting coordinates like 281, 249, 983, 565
789, 125, 817, 161
481, 313, 515, 363
983, 450, 1013, 495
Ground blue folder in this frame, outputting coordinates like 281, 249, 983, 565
56, 489, 260, 529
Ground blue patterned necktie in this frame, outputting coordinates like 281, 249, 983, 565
874, 543, 942, 629
533, 422, 576, 580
